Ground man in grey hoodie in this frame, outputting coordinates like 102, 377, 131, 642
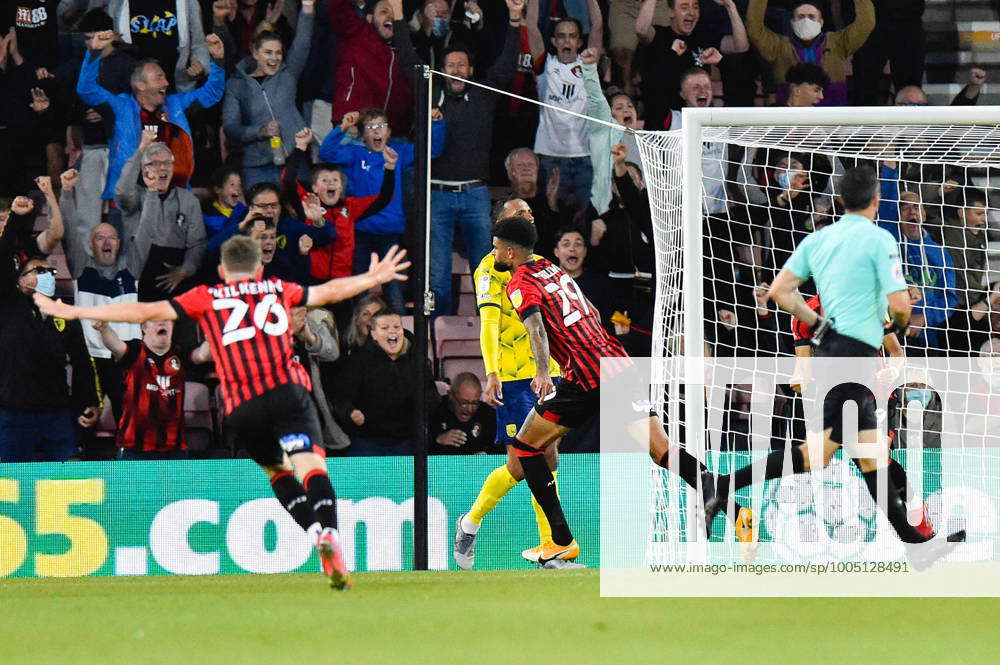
115, 128, 206, 301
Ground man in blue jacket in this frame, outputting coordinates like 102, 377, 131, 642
76, 30, 226, 203
898, 191, 956, 353
319, 106, 445, 310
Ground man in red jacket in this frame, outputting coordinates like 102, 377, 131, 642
329, 0, 421, 135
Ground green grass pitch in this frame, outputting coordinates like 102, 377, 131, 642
2, 570, 997, 664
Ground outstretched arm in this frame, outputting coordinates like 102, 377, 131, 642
521, 310, 554, 399
34, 177, 64, 254
306, 245, 411, 306
34, 294, 177, 323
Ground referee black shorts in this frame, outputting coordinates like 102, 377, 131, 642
224, 383, 323, 467
814, 329, 880, 445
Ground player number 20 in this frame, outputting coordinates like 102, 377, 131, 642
213, 294, 289, 346
544, 275, 590, 326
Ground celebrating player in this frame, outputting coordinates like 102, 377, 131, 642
453, 198, 566, 570
488, 214, 729, 565
706, 166, 963, 568
34, 236, 411, 589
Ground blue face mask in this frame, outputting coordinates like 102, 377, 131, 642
905, 388, 933, 408
431, 17, 449, 38
34, 271, 56, 297
776, 171, 790, 189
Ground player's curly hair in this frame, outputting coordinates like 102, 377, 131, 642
492, 214, 537, 252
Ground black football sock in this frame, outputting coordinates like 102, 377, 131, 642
860, 468, 929, 544
303, 469, 338, 531
716, 446, 805, 499
518, 450, 573, 547
270, 471, 318, 533
658, 447, 752, 512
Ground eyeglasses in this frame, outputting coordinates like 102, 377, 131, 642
364, 122, 389, 131
21, 266, 56, 276
144, 159, 174, 169
453, 399, 479, 408
253, 201, 282, 211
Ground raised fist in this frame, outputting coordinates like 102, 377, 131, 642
206, 33, 225, 60
295, 127, 313, 151
60, 169, 80, 190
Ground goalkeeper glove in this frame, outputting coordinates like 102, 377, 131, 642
808, 315, 833, 347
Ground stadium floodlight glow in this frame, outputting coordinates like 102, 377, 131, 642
613, 105, 1000, 597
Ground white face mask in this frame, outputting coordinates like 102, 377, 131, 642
792, 17, 822, 41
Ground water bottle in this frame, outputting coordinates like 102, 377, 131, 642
270, 135, 286, 167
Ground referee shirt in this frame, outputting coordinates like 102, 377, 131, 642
784, 213, 907, 349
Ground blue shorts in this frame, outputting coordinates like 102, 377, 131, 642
496, 378, 559, 444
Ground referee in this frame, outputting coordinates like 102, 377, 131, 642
706, 166, 963, 564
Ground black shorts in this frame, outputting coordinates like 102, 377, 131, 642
534, 380, 598, 430
814, 330, 880, 444
224, 383, 322, 467
533, 362, 654, 431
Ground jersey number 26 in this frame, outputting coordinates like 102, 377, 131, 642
213, 294, 289, 346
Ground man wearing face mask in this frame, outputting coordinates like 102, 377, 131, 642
409, 0, 484, 70
746, 0, 874, 106
0, 256, 102, 462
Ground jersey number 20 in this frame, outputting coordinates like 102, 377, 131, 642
544, 275, 590, 326
213, 294, 289, 346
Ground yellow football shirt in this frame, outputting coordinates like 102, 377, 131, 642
474, 253, 560, 383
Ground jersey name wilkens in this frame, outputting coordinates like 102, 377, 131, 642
208, 280, 284, 299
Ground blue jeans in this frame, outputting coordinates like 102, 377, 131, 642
353, 231, 405, 312
0, 408, 79, 462
538, 155, 593, 212
242, 164, 281, 189
430, 186, 492, 315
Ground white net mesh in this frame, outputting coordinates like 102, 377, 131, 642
637, 121, 1000, 564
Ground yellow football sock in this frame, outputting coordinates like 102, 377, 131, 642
530, 471, 557, 544
468, 465, 518, 525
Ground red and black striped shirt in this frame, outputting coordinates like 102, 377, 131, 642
170, 278, 312, 414
116, 341, 186, 452
507, 258, 628, 390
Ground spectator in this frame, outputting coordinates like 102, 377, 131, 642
202, 165, 244, 237
76, 30, 225, 202
784, 61, 828, 106
607, 0, 669, 97
895, 67, 989, 107
409, 0, 484, 69
0, 29, 56, 197
205, 180, 336, 281
7, 0, 60, 76
318, 107, 445, 311
850, 0, 925, 105
53, 10, 135, 225
2, 178, 65, 262
91, 0, 211, 92
245, 215, 312, 282
116, 131, 207, 300
222, 0, 315, 187
636, 0, 748, 131
59, 167, 141, 425
282, 128, 397, 284
897, 191, 957, 353
333, 308, 437, 455
290, 306, 352, 451
428, 0, 524, 314
943, 188, 989, 310
945, 280, 1000, 355
552, 226, 613, 326
503, 149, 567, 260
746, 0, 874, 106
229, 0, 293, 57
0, 256, 101, 462
338, 293, 386, 362
528, 9, 603, 212
93, 318, 212, 459
328, 0, 420, 136
429, 372, 497, 454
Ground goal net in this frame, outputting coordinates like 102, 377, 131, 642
636, 107, 1000, 566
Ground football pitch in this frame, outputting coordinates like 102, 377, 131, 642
2, 569, 996, 665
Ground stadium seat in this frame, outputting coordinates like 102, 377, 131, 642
434, 380, 450, 397
458, 274, 474, 294
457, 292, 476, 316
451, 252, 470, 276
441, 357, 486, 387
401, 315, 414, 332
184, 381, 213, 430
96, 400, 117, 439
439, 338, 480, 358
432, 315, 480, 360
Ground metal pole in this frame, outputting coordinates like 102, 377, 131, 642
412, 64, 431, 571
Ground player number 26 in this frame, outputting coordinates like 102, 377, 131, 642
544, 274, 590, 327
213, 294, 289, 346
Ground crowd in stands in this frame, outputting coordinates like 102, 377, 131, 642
0, 0, 997, 463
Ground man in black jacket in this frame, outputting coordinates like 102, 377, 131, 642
427, 0, 524, 314
0, 256, 102, 462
